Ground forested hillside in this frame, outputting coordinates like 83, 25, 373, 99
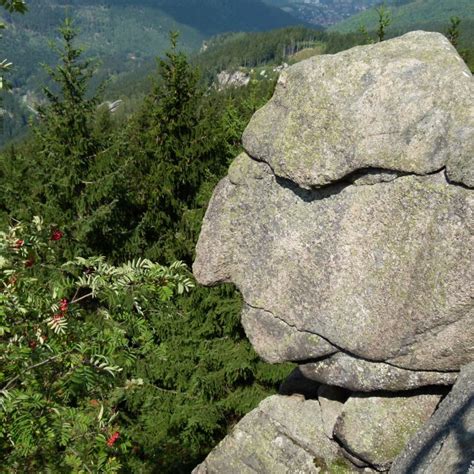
264, 0, 382, 26
0, 0, 306, 144
331, 0, 474, 33
194, 26, 366, 83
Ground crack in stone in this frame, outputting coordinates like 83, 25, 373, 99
241, 151, 468, 198
315, 397, 330, 438
331, 425, 381, 471
274, 165, 450, 203
244, 301, 459, 376
444, 168, 473, 190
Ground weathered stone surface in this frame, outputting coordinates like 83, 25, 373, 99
242, 31, 473, 189
242, 305, 337, 364
334, 392, 443, 471
300, 353, 459, 392
193, 31, 474, 474
317, 384, 350, 439
194, 152, 473, 372
390, 363, 474, 474
192, 395, 366, 474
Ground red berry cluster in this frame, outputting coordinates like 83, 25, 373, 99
59, 298, 69, 312
53, 298, 69, 321
107, 431, 120, 447
51, 230, 63, 241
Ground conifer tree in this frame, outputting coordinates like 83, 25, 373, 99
9, 18, 122, 258
0, 0, 27, 13
34, 19, 102, 226
446, 16, 461, 49
114, 32, 228, 263
375, 5, 391, 42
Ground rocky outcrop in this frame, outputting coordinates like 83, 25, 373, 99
192, 395, 373, 474
194, 31, 473, 378
216, 70, 250, 90
193, 31, 473, 473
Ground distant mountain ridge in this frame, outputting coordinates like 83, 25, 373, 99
330, 0, 474, 33
155, 0, 310, 35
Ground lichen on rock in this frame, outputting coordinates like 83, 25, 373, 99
193, 31, 473, 473
242, 31, 473, 189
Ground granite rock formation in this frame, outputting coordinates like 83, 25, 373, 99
193, 31, 473, 473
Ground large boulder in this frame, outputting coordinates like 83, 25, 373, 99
194, 32, 473, 378
242, 31, 473, 189
194, 153, 473, 374
333, 391, 443, 471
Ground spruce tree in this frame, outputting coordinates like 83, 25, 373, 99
113, 32, 226, 263
446, 16, 461, 49
34, 19, 101, 223
13, 18, 122, 258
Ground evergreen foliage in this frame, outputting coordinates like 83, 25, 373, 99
1, 20, 294, 472
0, 0, 26, 14
0, 217, 193, 472
375, 5, 392, 42
32, 19, 104, 231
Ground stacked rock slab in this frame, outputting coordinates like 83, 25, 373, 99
192, 395, 372, 474
193, 31, 473, 472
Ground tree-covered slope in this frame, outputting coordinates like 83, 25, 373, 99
0, 0, 307, 144
193, 26, 367, 84
330, 0, 474, 33
264, 0, 382, 27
